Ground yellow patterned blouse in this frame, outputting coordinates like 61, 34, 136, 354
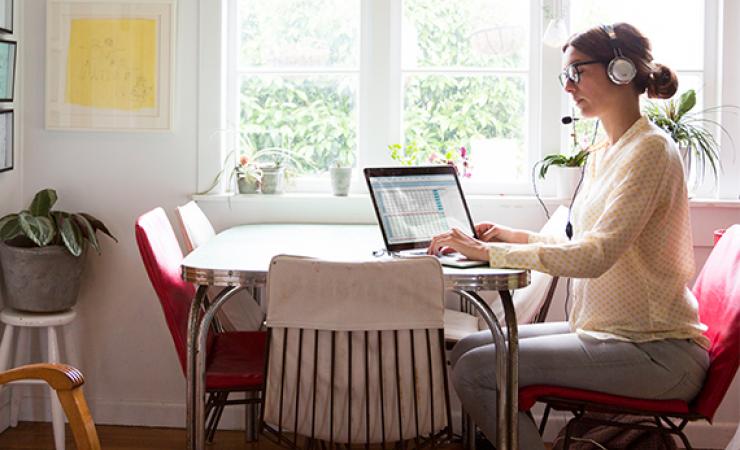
487, 116, 709, 347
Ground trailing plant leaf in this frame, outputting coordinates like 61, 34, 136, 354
29, 189, 58, 217
0, 214, 21, 241
73, 213, 101, 254
60, 216, 84, 257
18, 211, 55, 247
195, 150, 237, 195
78, 212, 118, 242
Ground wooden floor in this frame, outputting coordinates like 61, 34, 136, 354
0, 422, 264, 450
0, 422, 720, 450
0, 422, 467, 450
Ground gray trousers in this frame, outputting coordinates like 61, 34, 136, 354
450, 321, 709, 450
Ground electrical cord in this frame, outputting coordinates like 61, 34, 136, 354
531, 159, 551, 221
564, 276, 572, 320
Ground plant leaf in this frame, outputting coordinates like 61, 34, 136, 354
73, 213, 101, 254
50, 211, 69, 246
60, 217, 84, 257
18, 211, 55, 246
28, 189, 58, 217
0, 214, 21, 241
78, 213, 117, 242
677, 90, 696, 118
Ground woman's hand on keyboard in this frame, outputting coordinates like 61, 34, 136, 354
427, 228, 489, 262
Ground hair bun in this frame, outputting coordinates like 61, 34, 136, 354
647, 64, 678, 99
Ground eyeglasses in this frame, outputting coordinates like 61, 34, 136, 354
559, 60, 603, 86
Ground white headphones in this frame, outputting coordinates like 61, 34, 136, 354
602, 24, 637, 85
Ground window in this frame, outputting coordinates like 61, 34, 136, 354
228, 0, 536, 193
401, 0, 532, 186
233, 0, 360, 175
214, 0, 730, 198
567, 0, 714, 195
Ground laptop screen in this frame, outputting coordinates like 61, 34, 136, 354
364, 166, 477, 251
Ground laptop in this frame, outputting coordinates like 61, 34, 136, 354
364, 165, 488, 268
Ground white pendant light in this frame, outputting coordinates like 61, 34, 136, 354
543, 0, 569, 48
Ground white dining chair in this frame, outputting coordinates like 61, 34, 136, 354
175, 201, 263, 331
175, 201, 217, 252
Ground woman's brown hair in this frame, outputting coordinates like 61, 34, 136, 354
563, 23, 678, 99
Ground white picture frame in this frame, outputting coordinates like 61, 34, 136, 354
46, 0, 176, 131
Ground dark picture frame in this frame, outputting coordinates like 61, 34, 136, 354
0, 110, 13, 173
0, 39, 14, 102
0, 0, 11, 34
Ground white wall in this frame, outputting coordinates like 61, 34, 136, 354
9, 0, 740, 448
0, 0, 23, 224
17, 0, 200, 427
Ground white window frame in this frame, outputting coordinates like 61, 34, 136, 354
198, 0, 737, 200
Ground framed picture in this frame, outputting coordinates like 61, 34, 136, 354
0, 0, 12, 34
0, 110, 13, 172
46, 0, 176, 131
0, 39, 15, 102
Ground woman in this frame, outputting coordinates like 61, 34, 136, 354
428, 23, 709, 449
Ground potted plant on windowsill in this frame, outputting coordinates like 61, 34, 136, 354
428, 145, 473, 178
235, 155, 262, 194
196, 150, 262, 195
0, 189, 117, 312
250, 147, 310, 194
329, 151, 355, 196
537, 112, 591, 199
643, 89, 737, 195
388, 142, 473, 178
538, 149, 589, 199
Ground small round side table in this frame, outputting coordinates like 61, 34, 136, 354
0, 308, 76, 450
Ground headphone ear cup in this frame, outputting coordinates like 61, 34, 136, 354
607, 57, 637, 85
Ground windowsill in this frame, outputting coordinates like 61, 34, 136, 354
193, 192, 740, 208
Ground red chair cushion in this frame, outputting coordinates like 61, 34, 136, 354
690, 224, 740, 420
206, 330, 267, 390
518, 385, 689, 414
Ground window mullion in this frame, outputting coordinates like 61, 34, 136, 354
360, 0, 398, 168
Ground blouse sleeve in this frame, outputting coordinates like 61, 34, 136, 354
526, 231, 568, 245
488, 136, 671, 278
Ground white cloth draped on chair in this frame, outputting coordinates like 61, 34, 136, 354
264, 255, 451, 444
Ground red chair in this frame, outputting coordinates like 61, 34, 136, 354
519, 224, 740, 449
135, 207, 266, 442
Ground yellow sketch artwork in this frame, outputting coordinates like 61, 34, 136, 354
65, 18, 157, 111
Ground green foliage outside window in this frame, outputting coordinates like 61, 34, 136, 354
240, 76, 357, 175
238, 0, 528, 177
404, 75, 525, 167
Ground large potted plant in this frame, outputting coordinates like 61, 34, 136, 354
643, 89, 736, 194
0, 189, 116, 312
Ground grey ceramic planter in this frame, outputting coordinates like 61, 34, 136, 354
0, 242, 86, 312
261, 167, 285, 194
